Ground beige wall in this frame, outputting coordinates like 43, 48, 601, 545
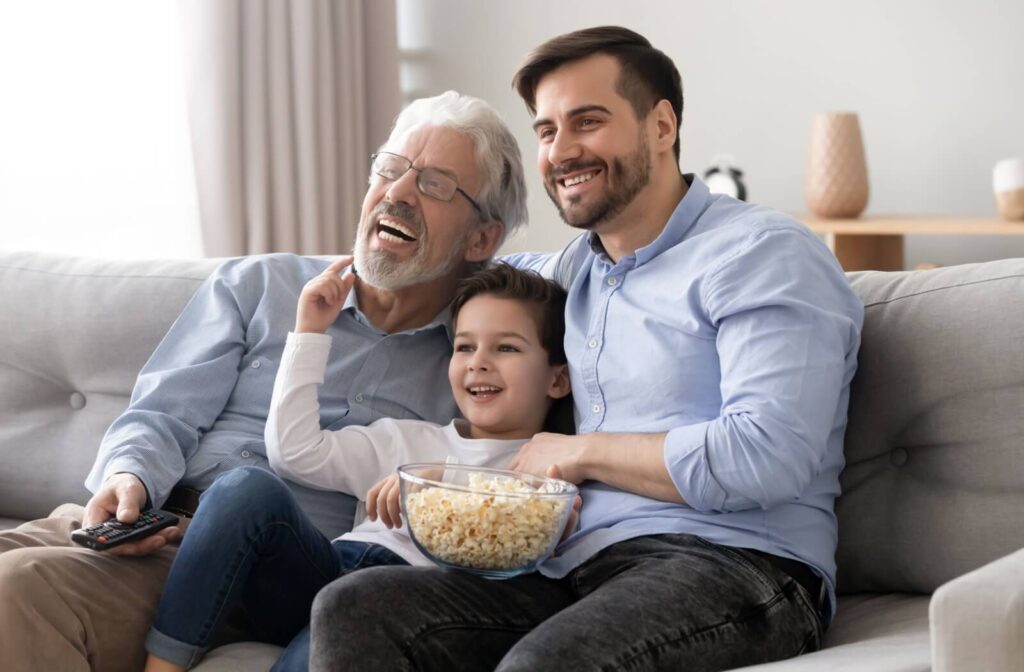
397, 0, 1024, 267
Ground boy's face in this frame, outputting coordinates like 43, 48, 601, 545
449, 295, 569, 440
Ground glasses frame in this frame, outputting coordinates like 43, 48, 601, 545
370, 152, 485, 219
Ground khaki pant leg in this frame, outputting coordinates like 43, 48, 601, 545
0, 504, 181, 672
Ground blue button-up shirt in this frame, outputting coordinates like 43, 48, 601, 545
85, 254, 458, 539
505, 176, 863, 620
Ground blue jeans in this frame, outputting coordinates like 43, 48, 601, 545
309, 534, 823, 671
144, 466, 407, 671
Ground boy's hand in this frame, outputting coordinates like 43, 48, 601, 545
296, 256, 356, 334
366, 474, 403, 529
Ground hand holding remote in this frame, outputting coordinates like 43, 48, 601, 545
81, 473, 183, 555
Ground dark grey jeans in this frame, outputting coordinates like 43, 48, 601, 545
309, 533, 824, 671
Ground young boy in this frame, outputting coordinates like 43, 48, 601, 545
143, 259, 573, 672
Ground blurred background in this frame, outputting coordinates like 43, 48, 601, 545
1, 0, 1022, 268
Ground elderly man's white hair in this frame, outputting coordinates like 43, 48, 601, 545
379, 91, 528, 244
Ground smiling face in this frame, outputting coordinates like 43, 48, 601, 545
449, 295, 569, 440
532, 54, 654, 233
354, 126, 494, 291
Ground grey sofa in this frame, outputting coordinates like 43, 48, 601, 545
1, 250, 1022, 672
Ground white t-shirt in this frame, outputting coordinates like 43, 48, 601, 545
266, 331, 525, 565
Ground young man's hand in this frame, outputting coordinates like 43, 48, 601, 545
366, 474, 403, 529
82, 473, 183, 556
296, 256, 356, 334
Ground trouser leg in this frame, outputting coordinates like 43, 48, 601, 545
145, 466, 340, 668
497, 534, 824, 672
0, 504, 179, 672
308, 566, 574, 672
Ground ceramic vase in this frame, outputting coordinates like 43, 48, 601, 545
805, 112, 869, 218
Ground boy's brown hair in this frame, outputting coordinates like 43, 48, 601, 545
451, 263, 567, 366
511, 25, 684, 161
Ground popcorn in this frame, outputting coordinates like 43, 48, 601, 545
405, 473, 569, 570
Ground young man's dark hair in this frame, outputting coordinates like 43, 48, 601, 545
451, 263, 573, 434
512, 25, 684, 161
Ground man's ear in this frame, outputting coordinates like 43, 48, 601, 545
548, 364, 571, 400
463, 220, 505, 263
650, 99, 677, 154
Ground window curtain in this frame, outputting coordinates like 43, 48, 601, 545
179, 0, 400, 256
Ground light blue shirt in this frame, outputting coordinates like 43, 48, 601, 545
85, 254, 458, 539
506, 176, 863, 620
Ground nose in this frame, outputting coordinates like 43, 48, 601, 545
467, 350, 490, 372
384, 167, 420, 207
546, 128, 582, 167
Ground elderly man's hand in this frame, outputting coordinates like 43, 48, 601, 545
296, 256, 356, 334
82, 473, 183, 556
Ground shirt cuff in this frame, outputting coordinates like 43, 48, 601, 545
664, 421, 728, 513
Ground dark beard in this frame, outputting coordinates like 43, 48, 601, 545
545, 130, 652, 231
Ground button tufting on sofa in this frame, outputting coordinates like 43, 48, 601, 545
69, 392, 86, 410
889, 447, 909, 467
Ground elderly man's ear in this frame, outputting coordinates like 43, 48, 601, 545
463, 220, 505, 263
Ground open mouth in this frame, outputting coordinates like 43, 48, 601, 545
467, 384, 503, 399
376, 217, 418, 243
558, 169, 602, 190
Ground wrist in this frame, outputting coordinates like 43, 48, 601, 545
573, 434, 604, 482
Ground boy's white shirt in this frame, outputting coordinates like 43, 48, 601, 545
265, 331, 526, 565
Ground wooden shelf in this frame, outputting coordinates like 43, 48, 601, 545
796, 216, 1024, 271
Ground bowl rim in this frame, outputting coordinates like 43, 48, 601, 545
397, 462, 579, 500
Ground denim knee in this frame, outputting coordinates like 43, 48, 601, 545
198, 466, 293, 521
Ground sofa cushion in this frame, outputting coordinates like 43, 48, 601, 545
837, 259, 1024, 594
0, 252, 221, 520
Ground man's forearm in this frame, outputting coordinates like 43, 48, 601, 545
580, 432, 685, 504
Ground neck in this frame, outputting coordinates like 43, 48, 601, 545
465, 418, 544, 441
355, 272, 463, 334
593, 163, 688, 263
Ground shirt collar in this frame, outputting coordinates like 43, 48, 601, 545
342, 269, 454, 340
585, 174, 711, 268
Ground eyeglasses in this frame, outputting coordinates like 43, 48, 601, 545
370, 152, 485, 219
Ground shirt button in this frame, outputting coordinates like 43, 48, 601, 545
607, 277, 618, 286
592, 404, 601, 414
355, 393, 364, 403
588, 339, 599, 349
251, 360, 261, 369
241, 450, 251, 458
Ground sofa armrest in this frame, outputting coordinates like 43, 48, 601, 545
930, 547, 1024, 672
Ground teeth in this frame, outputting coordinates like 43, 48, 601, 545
564, 171, 597, 187
378, 230, 408, 243
469, 385, 501, 394
378, 218, 417, 240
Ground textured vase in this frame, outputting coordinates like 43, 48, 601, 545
805, 112, 869, 218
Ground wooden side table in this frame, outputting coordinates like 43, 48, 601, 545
799, 216, 1024, 271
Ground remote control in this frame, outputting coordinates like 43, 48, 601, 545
71, 509, 180, 551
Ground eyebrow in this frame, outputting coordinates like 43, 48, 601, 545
454, 331, 530, 342
532, 104, 613, 132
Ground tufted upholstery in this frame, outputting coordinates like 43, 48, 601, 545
837, 260, 1024, 595
0, 252, 220, 520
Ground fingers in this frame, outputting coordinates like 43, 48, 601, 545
366, 480, 383, 521
546, 464, 563, 481
385, 479, 402, 529
324, 255, 354, 275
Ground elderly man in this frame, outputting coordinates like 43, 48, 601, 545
308, 27, 864, 672
0, 90, 526, 672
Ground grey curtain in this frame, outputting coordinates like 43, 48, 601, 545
179, 0, 400, 256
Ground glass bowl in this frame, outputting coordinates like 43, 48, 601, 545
397, 463, 578, 579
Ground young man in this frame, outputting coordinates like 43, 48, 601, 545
0, 90, 527, 672
309, 27, 864, 671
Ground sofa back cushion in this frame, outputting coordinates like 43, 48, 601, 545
838, 258, 1024, 594
0, 252, 220, 520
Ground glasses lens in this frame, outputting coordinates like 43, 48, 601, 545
373, 153, 409, 181
417, 168, 457, 201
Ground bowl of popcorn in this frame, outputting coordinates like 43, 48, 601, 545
397, 463, 578, 579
